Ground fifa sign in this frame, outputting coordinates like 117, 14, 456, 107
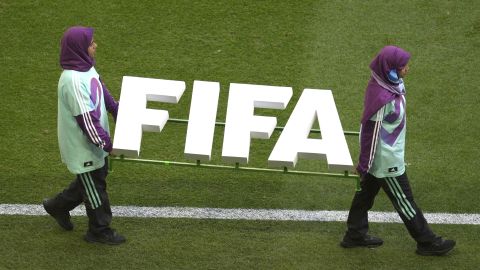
112, 76, 353, 172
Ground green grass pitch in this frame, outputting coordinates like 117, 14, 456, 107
0, 0, 479, 269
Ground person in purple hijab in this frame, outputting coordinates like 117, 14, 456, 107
43, 26, 125, 245
59, 26, 96, 72
340, 46, 455, 256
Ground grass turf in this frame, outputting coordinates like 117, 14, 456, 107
2, 215, 479, 270
0, 0, 479, 268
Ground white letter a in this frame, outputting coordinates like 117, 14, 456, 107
268, 89, 353, 172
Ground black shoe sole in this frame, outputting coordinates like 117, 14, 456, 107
84, 234, 126, 245
340, 241, 383, 248
416, 246, 455, 256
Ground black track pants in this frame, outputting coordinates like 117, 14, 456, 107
51, 158, 112, 234
345, 172, 436, 244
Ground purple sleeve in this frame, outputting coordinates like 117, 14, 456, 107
100, 78, 119, 122
75, 112, 113, 152
356, 120, 380, 176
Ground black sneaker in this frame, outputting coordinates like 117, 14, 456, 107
84, 229, 126, 245
340, 234, 384, 248
42, 199, 74, 231
416, 237, 456, 256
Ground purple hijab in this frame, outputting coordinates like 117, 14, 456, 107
360, 46, 411, 124
60, 26, 95, 72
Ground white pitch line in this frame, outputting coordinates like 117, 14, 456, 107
0, 204, 479, 225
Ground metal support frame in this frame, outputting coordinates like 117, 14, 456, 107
110, 118, 362, 191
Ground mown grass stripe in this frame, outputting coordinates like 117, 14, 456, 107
1, 204, 479, 225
